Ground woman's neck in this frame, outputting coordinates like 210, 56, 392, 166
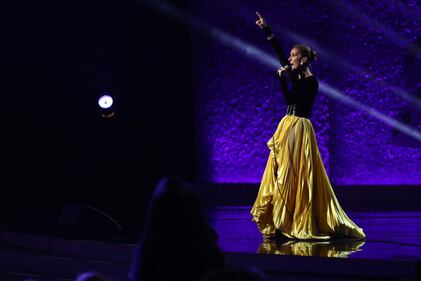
300, 67, 312, 78
303, 66, 312, 76
298, 67, 313, 79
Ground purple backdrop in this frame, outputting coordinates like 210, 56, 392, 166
189, 0, 421, 184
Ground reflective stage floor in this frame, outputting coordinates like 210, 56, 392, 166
209, 206, 421, 260
1, 207, 421, 281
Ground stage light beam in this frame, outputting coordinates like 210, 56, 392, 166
138, 0, 421, 142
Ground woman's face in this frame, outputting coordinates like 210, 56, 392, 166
288, 48, 302, 70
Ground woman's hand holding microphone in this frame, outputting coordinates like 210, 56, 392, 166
277, 66, 289, 77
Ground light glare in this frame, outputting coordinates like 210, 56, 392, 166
98, 95, 113, 109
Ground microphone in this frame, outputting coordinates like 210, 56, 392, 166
277, 63, 291, 77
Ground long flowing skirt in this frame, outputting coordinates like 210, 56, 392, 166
251, 115, 365, 240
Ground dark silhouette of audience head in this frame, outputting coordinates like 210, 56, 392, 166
75, 271, 109, 281
129, 177, 224, 281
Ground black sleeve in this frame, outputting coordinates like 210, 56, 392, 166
279, 75, 293, 105
303, 78, 319, 107
262, 26, 289, 67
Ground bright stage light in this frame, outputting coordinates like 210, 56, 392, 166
98, 95, 113, 109
98, 94, 115, 118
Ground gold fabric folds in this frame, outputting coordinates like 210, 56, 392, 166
251, 115, 365, 240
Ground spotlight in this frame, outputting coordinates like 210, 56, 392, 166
98, 94, 115, 118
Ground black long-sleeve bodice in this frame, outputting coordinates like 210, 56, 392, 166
262, 26, 319, 118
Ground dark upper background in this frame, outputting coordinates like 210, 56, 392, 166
1, 0, 195, 237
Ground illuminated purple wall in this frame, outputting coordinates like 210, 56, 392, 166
191, 0, 421, 184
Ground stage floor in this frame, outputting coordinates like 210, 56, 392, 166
1, 207, 421, 281
209, 206, 421, 260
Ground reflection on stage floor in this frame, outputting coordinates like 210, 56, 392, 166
209, 207, 421, 260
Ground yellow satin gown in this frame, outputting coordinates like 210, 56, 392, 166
251, 115, 365, 240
